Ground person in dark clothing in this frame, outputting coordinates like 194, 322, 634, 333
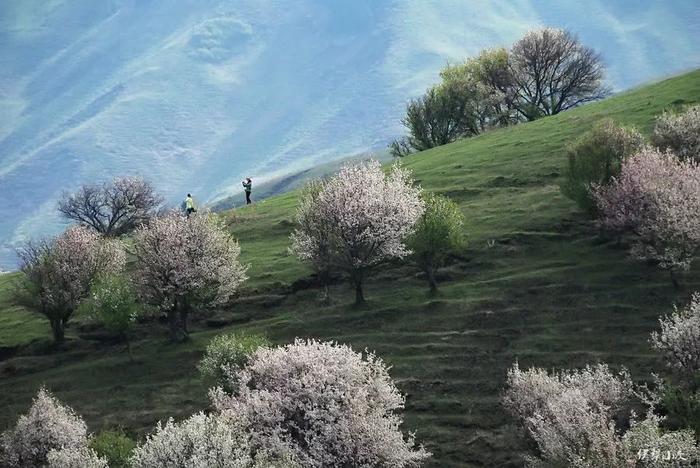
242, 178, 252, 205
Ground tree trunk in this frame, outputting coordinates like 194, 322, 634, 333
354, 281, 365, 306
179, 295, 190, 337
50, 318, 65, 344
167, 308, 180, 342
426, 266, 438, 295
321, 282, 331, 304
670, 269, 680, 290
125, 336, 134, 362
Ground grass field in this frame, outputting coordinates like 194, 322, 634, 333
1, 69, 699, 467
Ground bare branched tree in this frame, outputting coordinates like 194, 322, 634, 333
510, 28, 609, 120
58, 177, 162, 236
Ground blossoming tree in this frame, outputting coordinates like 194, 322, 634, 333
593, 147, 700, 286
212, 339, 430, 467
503, 362, 699, 466
0, 388, 106, 468
16, 226, 125, 343
290, 160, 424, 304
133, 212, 247, 342
652, 105, 700, 161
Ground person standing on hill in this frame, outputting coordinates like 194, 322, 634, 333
242, 178, 252, 205
183, 193, 196, 217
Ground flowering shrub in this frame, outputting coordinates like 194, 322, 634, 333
16, 225, 125, 343
212, 339, 430, 467
408, 193, 465, 292
133, 212, 247, 341
652, 105, 700, 161
0, 388, 90, 467
593, 147, 700, 281
504, 363, 638, 467
651, 293, 700, 380
560, 119, 644, 215
622, 411, 699, 467
198, 332, 270, 391
503, 362, 634, 426
290, 160, 424, 304
46, 446, 108, 468
130, 412, 270, 468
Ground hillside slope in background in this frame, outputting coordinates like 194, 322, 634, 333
0, 69, 699, 467
1, 0, 699, 269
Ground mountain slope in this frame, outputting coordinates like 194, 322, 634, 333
2, 0, 699, 270
0, 70, 699, 467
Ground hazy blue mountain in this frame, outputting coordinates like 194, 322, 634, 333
1, 0, 698, 269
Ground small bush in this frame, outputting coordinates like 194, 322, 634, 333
90, 429, 136, 468
198, 332, 270, 390
79, 274, 140, 357
652, 105, 700, 161
661, 384, 700, 437
560, 119, 644, 215
408, 193, 465, 292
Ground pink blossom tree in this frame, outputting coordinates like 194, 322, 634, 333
16, 226, 125, 343
290, 160, 424, 304
133, 212, 247, 342
212, 339, 431, 467
593, 147, 700, 286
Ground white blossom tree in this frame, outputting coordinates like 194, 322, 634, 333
651, 293, 700, 381
652, 105, 700, 161
16, 226, 126, 343
290, 160, 424, 304
133, 212, 247, 342
130, 412, 261, 468
212, 339, 431, 467
0, 388, 92, 467
46, 446, 108, 468
593, 147, 700, 286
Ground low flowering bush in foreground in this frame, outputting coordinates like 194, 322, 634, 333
46, 446, 108, 468
130, 412, 264, 468
0, 388, 94, 467
212, 339, 430, 467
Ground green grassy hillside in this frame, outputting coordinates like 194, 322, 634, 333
1, 70, 699, 467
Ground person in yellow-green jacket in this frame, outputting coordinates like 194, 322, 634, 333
183, 193, 196, 217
